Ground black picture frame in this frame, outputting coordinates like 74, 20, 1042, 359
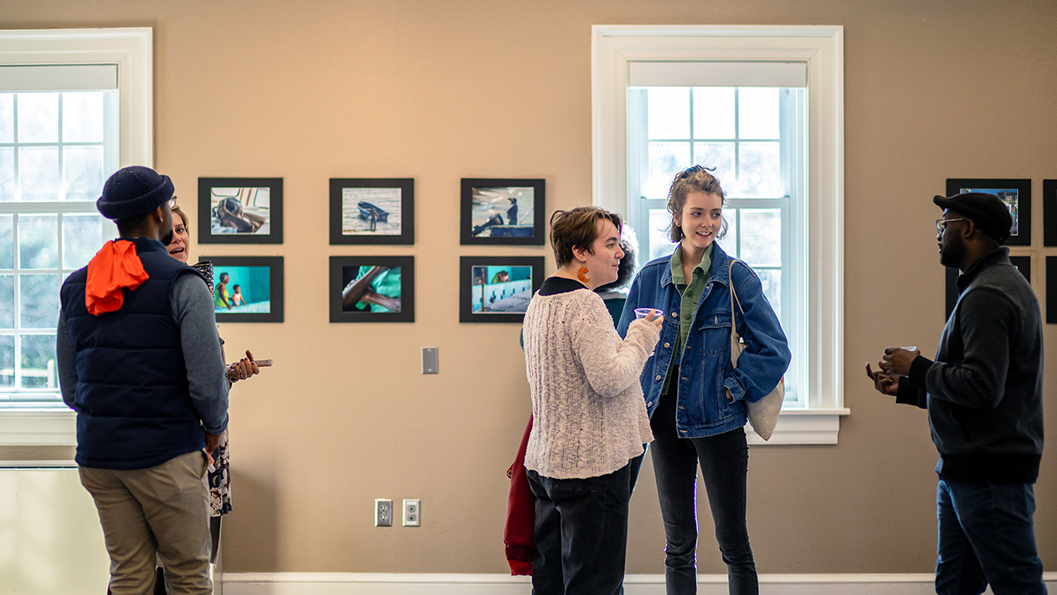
460, 178, 546, 245
459, 256, 544, 323
197, 178, 283, 244
329, 178, 414, 245
197, 256, 284, 323
1048, 257, 1057, 324
945, 256, 1030, 320
330, 256, 415, 323
1043, 180, 1057, 246
945, 178, 1030, 247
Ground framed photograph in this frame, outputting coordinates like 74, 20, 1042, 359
460, 178, 545, 245
459, 256, 544, 323
330, 256, 414, 323
946, 255, 1030, 320
1043, 180, 1057, 246
197, 178, 283, 244
198, 256, 284, 323
329, 178, 414, 245
1048, 257, 1057, 324
945, 178, 1030, 246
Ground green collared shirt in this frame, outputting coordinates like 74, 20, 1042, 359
662, 243, 713, 394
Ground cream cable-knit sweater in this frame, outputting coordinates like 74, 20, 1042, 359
523, 286, 661, 480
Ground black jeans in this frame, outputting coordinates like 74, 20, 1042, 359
527, 463, 632, 595
650, 391, 757, 595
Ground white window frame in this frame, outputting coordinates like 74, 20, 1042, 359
592, 25, 847, 444
0, 27, 153, 446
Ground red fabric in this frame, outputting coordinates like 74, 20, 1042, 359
504, 415, 535, 575
85, 240, 149, 315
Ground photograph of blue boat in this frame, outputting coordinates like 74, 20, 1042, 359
469, 186, 536, 238
341, 187, 402, 236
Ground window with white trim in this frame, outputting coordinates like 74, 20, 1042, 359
593, 25, 847, 444
0, 28, 152, 445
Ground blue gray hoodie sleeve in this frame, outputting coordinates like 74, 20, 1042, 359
170, 271, 229, 434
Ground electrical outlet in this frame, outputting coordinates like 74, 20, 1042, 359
374, 499, 393, 527
403, 499, 421, 527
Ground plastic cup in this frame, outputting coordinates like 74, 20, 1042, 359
634, 308, 662, 319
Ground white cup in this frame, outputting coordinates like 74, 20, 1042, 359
634, 308, 662, 319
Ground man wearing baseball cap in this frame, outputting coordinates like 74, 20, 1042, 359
57, 166, 229, 594
866, 192, 1046, 593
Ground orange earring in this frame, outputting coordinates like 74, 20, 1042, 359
577, 266, 590, 283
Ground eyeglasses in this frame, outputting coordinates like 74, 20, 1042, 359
167, 196, 178, 209
935, 218, 969, 234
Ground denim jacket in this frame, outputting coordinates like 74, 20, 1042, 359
617, 244, 791, 438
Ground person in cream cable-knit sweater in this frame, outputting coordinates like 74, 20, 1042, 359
522, 206, 662, 595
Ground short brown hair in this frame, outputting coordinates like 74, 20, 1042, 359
549, 207, 623, 267
667, 165, 727, 243
172, 204, 190, 231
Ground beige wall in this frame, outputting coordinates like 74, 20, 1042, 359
4, 0, 1055, 576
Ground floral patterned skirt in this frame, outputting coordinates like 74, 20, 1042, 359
208, 429, 232, 516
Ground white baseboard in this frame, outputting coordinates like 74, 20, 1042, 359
221, 572, 1057, 594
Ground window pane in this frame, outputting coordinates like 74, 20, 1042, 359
648, 208, 675, 261
17, 93, 59, 143
0, 275, 12, 328
647, 87, 690, 140
20, 333, 57, 389
738, 88, 779, 139
62, 92, 104, 142
19, 146, 61, 202
20, 274, 60, 329
754, 269, 782, 321
739, 208, 781, 266
0, 147, 14, 202
693, 142, 735, 189
0, 214, 12, 268
19, 214, 59, 269
693, 87, 735, 139
63, 214, 103, 269
736, 142, 781, 198
716, 208, 738, 258
0, 93, 12, 142
63, 145, 105, 202
645, 142, 691, 199
0, 335, 13, 388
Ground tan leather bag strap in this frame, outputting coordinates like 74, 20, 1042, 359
728, 259, 745, 339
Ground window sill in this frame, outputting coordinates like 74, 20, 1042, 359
746, 408, 850, 445
0, 409, 77, 446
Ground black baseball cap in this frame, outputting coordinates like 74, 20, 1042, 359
933, 192, 1013, 244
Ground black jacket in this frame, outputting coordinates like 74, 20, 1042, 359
898, 248, 1044, 483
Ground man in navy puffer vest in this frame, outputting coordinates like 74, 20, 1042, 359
57, 166, 228, 595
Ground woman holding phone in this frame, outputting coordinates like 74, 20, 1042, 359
618, 166, 790, 595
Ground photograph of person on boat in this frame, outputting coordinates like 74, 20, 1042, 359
340, 186, 403, 236
469, 186, 535, 238
470, 265, 532, 313
341, 265, 402, 313
212, 265, 271, 314
210, 187, 270, 235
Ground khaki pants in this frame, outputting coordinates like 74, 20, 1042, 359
80, 450, 213, 595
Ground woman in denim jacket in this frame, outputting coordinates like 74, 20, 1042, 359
617, 166, 790, 595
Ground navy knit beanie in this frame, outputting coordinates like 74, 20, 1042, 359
96, 166, 174, 220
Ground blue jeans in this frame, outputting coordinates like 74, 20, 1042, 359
650, 391, 756, 595
936, 479, 1047, 595
527, 464, 632, 595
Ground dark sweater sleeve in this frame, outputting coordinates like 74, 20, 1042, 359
924, 288, 1013, 410
895, 376, 927, 409
171, 271, 229, 434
